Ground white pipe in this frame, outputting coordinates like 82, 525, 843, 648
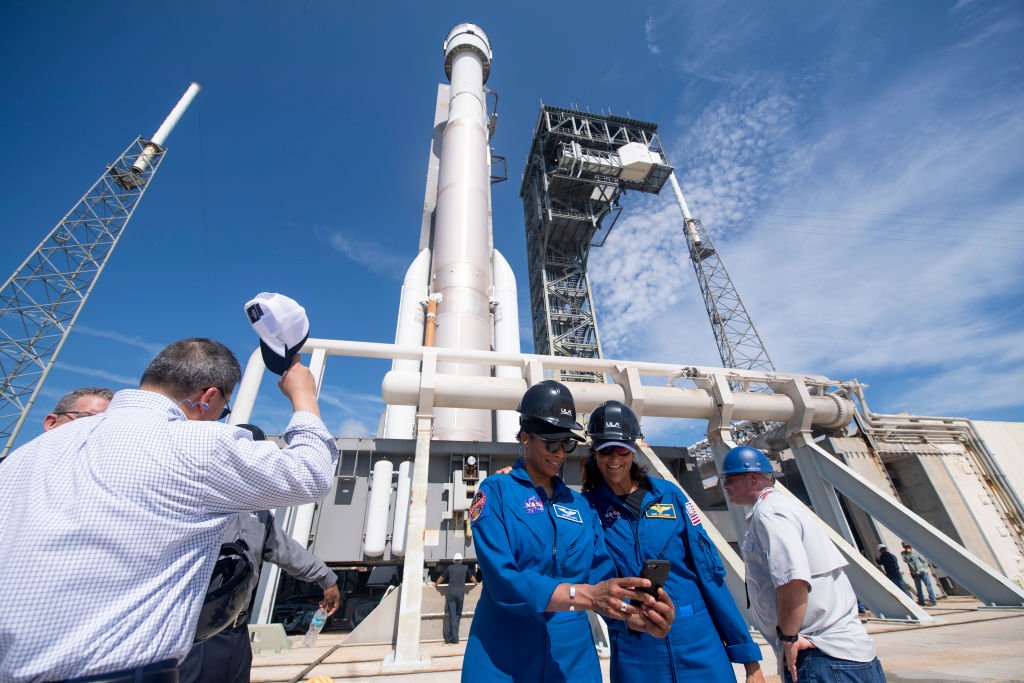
431, 24, 494, 442
382, 371, 851, 428
391, 460, 413, 557
383, 249, 430, 438
132, 82, 201, 174
364, 460, 394, 557
492, 248, 520, 442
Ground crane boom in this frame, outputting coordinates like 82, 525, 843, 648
0, 84, 199, 457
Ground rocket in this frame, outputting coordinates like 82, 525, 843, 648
382, 23, 520, 443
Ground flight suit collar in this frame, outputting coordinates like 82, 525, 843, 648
510, 459, 573, 502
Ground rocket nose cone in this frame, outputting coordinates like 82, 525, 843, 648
443, 23, 492, 81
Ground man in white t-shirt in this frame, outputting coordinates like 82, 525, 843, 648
721, 446, 886, 683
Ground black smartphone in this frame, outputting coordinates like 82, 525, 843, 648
638, 559, 670, 598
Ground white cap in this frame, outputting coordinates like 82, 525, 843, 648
244, 292, 310, 375
877, 543, 887, 551
453, 553, 463, 562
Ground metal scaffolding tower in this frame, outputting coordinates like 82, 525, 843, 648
520, 106, 672, 382
0, 84, 199, 457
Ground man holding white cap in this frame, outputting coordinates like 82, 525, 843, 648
0, 297, 336, 682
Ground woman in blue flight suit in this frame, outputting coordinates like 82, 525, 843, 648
464, 381, 674, 683
581, 401, 765, 683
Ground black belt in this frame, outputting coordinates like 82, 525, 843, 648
58, 659, 178, 683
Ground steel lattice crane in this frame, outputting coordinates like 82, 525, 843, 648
0, 83, 200, 457
666, 172, 778, 457
668, 173, 775, 378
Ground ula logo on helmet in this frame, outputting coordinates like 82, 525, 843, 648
606, 421, 620, 428
560, 408, 572, 416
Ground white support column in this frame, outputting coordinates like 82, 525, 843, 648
386, 352, 437, 669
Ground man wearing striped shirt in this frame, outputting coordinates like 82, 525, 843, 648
0, 338, 338, 683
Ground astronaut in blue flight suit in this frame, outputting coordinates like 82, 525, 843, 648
581, 401, 765, 683
463, 381, 675, 683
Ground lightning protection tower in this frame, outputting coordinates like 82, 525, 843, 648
0, 83, 200, 457
520, 106, 672, 382
667, 172, 775, 381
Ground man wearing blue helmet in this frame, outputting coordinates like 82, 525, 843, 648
721, 446, 886, 682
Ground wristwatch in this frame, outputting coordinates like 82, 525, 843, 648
776, 626, 799, 642
569, 583, 576, 611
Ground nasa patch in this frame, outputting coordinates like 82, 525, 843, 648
553, 504, 583, 524
469, 490, 487, 523
523, 495, 544, 514
685, 501, 702, 526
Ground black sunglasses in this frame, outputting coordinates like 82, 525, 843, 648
54, 410, 99, 420
214, 387, 232, 421
532, 434, 577, 454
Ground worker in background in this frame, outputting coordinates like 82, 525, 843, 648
463, 380, 675, 682
0, 335, 337, 682
876, 544, 914, 600
179, 423, 341, 683
722, 446, 886, 682
901, 542, 938, 606
42, 386, 113, 431
580, 401, 764, 683
434, 552, 479, 645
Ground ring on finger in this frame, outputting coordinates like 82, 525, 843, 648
619, 600, 629, 613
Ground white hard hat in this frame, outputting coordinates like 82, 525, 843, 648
877, 543, 887, 551
453, 553, 463, 562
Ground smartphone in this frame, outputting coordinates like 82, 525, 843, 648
638, 559, 670, 599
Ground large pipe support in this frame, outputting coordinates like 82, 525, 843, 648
132, 82, 201, 174
382, 249, 431, 439
492, 248, 521, 442
381, 371, 852, 428
431, 23, 494, 441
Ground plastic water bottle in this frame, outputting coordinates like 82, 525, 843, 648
302, 608, 328, 647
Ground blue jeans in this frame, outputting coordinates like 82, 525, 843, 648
784, 649, 886, 683
912, 572, 937, 604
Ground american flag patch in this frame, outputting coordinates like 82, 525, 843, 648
685, 501, 702, 526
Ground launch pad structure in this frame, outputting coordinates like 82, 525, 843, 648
217, 21, 1024, 675
3, 19, 1023, 682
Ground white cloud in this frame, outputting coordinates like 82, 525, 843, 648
319, 228, 410, 281
337, 418, 372, 438
591, 1, 1024, 439
54, 362, 136, 386
74, 325, 165, 355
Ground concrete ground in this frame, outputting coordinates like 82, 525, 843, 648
251, 597, 1024, 683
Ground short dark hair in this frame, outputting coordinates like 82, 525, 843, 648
140, 338, 241, 399
52, 387, 114, 414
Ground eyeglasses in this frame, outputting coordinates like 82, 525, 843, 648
54, 411, 99, 421
213, 387, 232, 421
595, 445, 634, 457
531, 434, 577, 454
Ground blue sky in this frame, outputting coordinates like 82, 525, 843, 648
3, 0, 1022, 448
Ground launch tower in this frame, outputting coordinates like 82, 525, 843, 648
520, 107, 672, 381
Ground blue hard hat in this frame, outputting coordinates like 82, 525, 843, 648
720, 446, 773, 475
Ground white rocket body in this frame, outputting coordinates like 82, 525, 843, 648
382, 23, 520, 442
